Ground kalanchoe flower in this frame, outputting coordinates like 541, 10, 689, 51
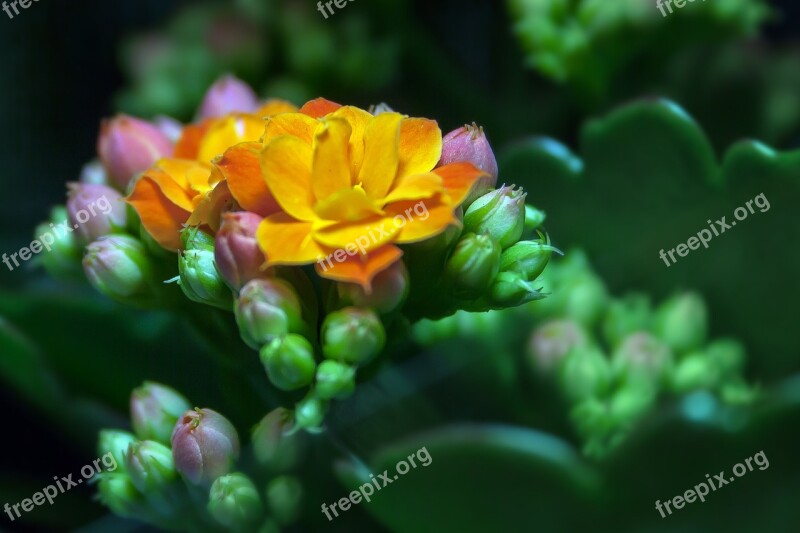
124, 440, 177, 492
440, 123, 499, 205
207, 473, 263, 529
314, 360, 356, 400
235, 278, 306, 349
251, 408, 301, 471
177, 228, 232, 310
336, 260, 409, 314
67, 183, 127, 244
199, 75, 260, 119
463, 186, 526, 249
98, 115, 173, 191
266, 476, 303, 526
98, 430, 137, 473
611, 332, 673, 386
321, 307, 386, 365
97, 472, 144, 519
260, 334, 317, 391
444, 233, 501, 297
499, 236, 561, 281
528, 320, 588, 375
83, 235, 156, 303
652, 292, 707, 355
215, 211, 266, 290
130, 382, 192, 445
171, 408, 240, 486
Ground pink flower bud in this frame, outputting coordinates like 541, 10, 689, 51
171, 408, 240, 486
337, 260, 409, 314
199, 75, 259, 119
67, 183, 127, 244
215, 212, 266, 290
440, 123, 499, 205
97, 115, 173, 191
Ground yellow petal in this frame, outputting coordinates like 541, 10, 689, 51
263, 113, 317, 146
433, 162, 490, 206
215, 142, 281, 216
197, 114, 265, 163
357, 112, 403, 199
261, 135, 316, 221
315, 244, 403, 292
386, 196, 459, 244
312, 117, 353, 201
257, 212, 331, 265
328, 106, 373, 179
398, 118, 442, 178
382, 172, 443, 205
255, 99, 298, 118
314, 187, 383, 222
127, 176, 190, 252
312, 216, 399, 252
186, 181, 237, 232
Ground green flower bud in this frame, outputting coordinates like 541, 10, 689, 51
98, 430, 137, 473
236, 279, 306, 349
130, 382, 191, 444
124, 440, 177, 492
611, 332, 673, 386
706, 338, 746, 379
602, 293, 652, 348
314, 360, 356, 400
294, 393, 328, 433
83, 235, 157, 305
178, 228, 232, 310
260, 334, 317, 391
35, 206, 82, 280
558, 346, 612, 402
208, 473, 263, 530
321, 308, 386, 365
97, 472, 144, 518
444, 233, 501, 297
336, 260, 409, 314
669, 352, 719, 393
561, 274, 609, 326
251, 408, 301, 472
499, 237, 560, 281
463, 186, 526, 249
720, 380, 759, 405
523, 204, 546, 235
266, 476, 303, 526
653, 292, 707, 355
488, 271, 545, 307
609, 380, 658, 424
528, 320, 588, 375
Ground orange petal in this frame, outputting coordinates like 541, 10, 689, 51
197, 114, 265, 163
382, 172, 442, 205
433, 162, 489, 206
263, 113, 318, 145
398, 118, 442, 178
257, 212, 331, 265
127, 176, 190, 251
174, 121, 212, 159
186, 181, 238, 232
261, 136, 315, 221
385, 196, 459, 244
357, 112, 403, 199
216, 142, 281, 216
315, 244, 403, 292
329, 106, 373, 179
139, 159, 198, 211
312, 118, 353, 201
255, 99, 298, 118
299, 98, 342, 118
312, 216, 399, 253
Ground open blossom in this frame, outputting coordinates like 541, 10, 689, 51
245, 98, 488, 289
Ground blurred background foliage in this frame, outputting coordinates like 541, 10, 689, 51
1, 0, 800, 530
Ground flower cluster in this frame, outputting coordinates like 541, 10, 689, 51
39, 75, 553, 433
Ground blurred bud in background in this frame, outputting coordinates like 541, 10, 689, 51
79, 160, 109, 186
444, 233, 501, 297
215, 211, 266, 291
314, 360, 356, 400
98, 115, 173, 191
602, 293, 652, 348
557, 346, 612, 402
321, 307, 386, 366
35, 206, 83, 280
207, 472, 263, 530
440, 124, 498, 206
528, 319, 589, 375
125, 440, 177, 492
260, 334, 317, 391
172, 408, 240, 486
463, 186, 526, 249
130, 382, 192, 445
294, 393, 328, 433
97, 472, 144, 519
669, 351, 720, 393
251, 407, 302, 472
236, 278, 306, 349
83, 235, 157, 304
336, 260, 409, 314
66, 183, 127, 245
199, 75, 259, 119
266, 475, 303, 526
523, 204, 546, 235
178, 228, 233, 310
653, 292, 708, 355
611, 332, 673, 386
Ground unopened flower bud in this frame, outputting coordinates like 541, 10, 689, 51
266, 476, 303, 526
601, 293, 652, 348
125, 440, 177, 492
294, 393, 328, 432
523, 204, 546, 234
336, 260, 409, 314
463, 186, 526, 249
83, 235, 156, 304
611, 332, 673, 386
440, 124, 498, 205
236, 278, 305, 349
80, 160, 108, 185
260, 334, 317, 391
207, 473, 263, 529
558, 346, 612, 402
98, 115, 173, 190
528, 320, 588, 375
252, 408, 301, 471
653, 293, 708, 355
130, 382, 191, 444
705, 339, 746, 379
178, 228, 232, 310
315, 360, 356, 400
97, 473, 144, 518
35, 206, 82, 280
67, 183, 127, 244
444, 233, 501, 297
321, 308, 385, 365
199, 75, 259, 119
499, 238, 559, 281
669, 352, 718, 393
98, 430, 137, 473
215, 212, 266, 290
172, 408, 240, 486
488, 271, 545, 307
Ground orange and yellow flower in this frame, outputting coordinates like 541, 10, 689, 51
128, 100, 295, 251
